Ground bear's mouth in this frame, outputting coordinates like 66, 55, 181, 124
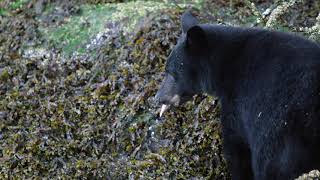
159, 94, 180, 117
159, 104, 169, 117
158, 94, 194, 117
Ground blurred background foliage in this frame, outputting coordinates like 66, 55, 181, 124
0, 0, 319, 179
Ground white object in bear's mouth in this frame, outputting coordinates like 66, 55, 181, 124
159, 104, 169, 117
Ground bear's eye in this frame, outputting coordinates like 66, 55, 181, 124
164, 45, 186, 79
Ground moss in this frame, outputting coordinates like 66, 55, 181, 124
0, 8, 9, 16
9, 0, 30, 10
0, 68, 10, 82
39, 1, 193, 55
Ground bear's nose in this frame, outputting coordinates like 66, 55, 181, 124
155, 91, 165, 105
155, 91, 170, 105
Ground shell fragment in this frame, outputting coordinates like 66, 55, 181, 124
159, 104, 168, 117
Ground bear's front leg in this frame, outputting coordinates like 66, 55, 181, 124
222, 127, 253, 180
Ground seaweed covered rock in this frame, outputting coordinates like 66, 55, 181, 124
295, 170, 320, 180
93, 9, 228, 179
0, 6, 228, 179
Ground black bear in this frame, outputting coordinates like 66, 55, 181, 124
155, 11, 320, 180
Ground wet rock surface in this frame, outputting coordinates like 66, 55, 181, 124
0, 1, 227, 179
295, 170, 320, 180
0, 0, 319, 179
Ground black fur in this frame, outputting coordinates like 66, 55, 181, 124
156, 12, 320, 180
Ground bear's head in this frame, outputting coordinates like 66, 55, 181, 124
155, 11, 210, 116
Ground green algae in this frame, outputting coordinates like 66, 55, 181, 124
39, 1, 201, 55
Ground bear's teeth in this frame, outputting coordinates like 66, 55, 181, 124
160, 104, 168, 117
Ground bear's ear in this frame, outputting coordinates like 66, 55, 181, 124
181, 11, 199, 33
186, 25, 208, 54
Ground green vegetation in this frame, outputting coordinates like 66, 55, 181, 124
0, 0, 30, 16
0, 8, 8, 16
40, 1, 201, 55
9, 0, 30, 9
